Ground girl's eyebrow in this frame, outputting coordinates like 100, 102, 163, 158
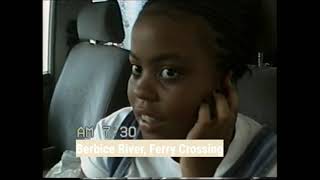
129, 52, 190, 64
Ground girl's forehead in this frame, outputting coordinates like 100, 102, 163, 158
132, 13, 220, 64
138, 7, 211, 29
133, 18, 198, 55
134, 11, 215, 46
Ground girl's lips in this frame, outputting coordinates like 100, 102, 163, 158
133, 107, 165, 131
134, 108, 161, 120
134, 109, 165, 131
140, 114, 157, 123
137, 114, 165, 131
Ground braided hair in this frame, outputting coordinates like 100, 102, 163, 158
136, 0, 259, 82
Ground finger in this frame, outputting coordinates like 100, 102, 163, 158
224, 74, 239, 114
197, 103, 211, 124
186, 103, 211, 139
213, 91, 232, 124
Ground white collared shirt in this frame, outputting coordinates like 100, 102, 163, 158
81, 107, 277, 178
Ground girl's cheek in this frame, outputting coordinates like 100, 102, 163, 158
127, 77, 135, 105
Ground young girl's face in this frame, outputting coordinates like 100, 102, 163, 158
128, 10, 223, 139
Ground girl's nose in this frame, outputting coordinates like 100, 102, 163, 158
133, 74, 158, 102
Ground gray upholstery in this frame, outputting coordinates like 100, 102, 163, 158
48, 1, 131, 153
237, 66, 277, 132
77, 0, 124, 43
237, 0, 277, 131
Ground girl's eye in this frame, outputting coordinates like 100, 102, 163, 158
160, 68, 179, 79
131, 64, 142, 76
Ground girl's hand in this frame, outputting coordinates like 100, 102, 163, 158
180, 77, 238, 177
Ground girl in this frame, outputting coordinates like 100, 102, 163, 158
81, 0, 277, 177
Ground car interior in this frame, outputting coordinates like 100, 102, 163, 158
42, 0, 277, 177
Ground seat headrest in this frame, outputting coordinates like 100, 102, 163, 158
237, 66, 277, 131
77, 0, 124, 43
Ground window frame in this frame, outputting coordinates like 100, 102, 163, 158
43, 0, 56, 75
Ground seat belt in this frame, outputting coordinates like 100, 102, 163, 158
107, 111, 142, 177
222, 126, 277, 177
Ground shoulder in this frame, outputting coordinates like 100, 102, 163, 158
232, 113, 263, 151
80, 107, 133, 178
94, 107, 133, 140
98, 107, 133, 128
215, 113, 277, 177
237, 113, 263, 134
214, 113, 263, 176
